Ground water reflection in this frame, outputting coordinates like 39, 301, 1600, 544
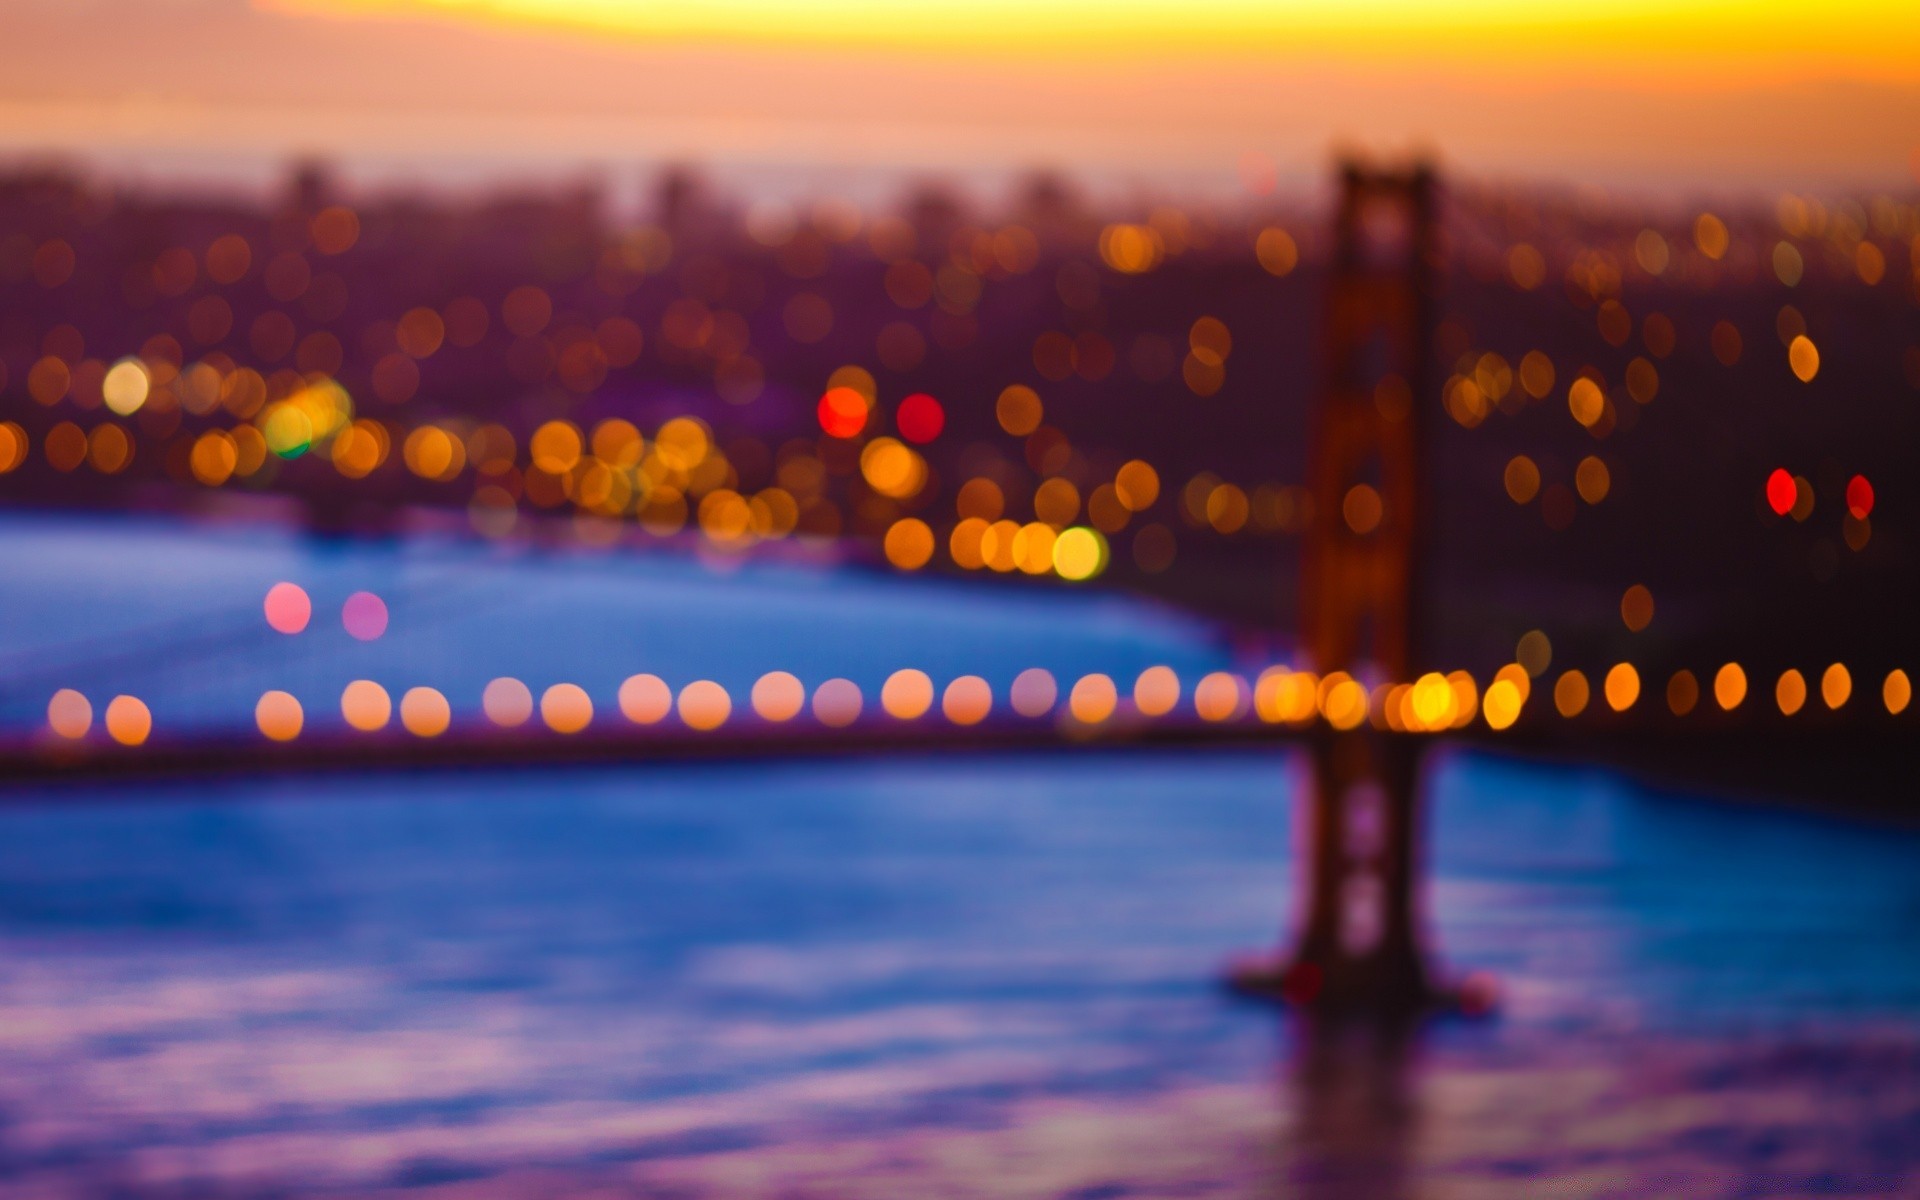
1282, 1013, 1424, 1200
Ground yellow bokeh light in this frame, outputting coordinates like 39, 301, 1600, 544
1820, 663, 1851, 710
341, 679, 392, 731
101, 359, 151, 416
530, 420, 584, 474
1194, 671, 1242, 722
1409, 672, 1452, 730
677, 680, 731, 731
884, 518, 935, 570
1069, 673, 1117, 724
1568, 377, 1605, 427
104, 695, 151, 746
1052, 527, 1107, 581
1322, 678, 1369, 730
1776, 669, 1807, 715
1133, 665, 1180, 717
752, 671, 807, 722
1604, 663, 1640, 712
255, 690, 303, 741
882, 669, 934, 719
401, 686, 452, 737
1483, 678, 1523, 730
1884, 669, 1912, 715
942, 675, 992, 725
1714, 663, 1748, 711
1788, 335, 1819, 382
540, 683, 593, 733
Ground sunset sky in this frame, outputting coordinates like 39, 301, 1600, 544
4, 0, 1918, 200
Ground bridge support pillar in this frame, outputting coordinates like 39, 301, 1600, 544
1233, 160, 1461, 1013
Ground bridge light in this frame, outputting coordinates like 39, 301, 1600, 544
1886, 670, 1913, 715
1714, 663, 1748, 711
1776, 670, 1808, 716
1667, 671, 1700, 716
1010, 668, 1058, 718
1483, 679, 1523, 731
1554, 671, 1590, 717
1069, 674, 1117, 724
1820, 664, 1852, 710
1133, 666, 1181, 717
1604, 663, 1641, 712
677, 681, 731, 731
751, 672, 806, 722
483, 678, 534, 727
341, 680, 391, 732
882, 670, 934, 720
47, 689, 92, 739
942, 676, 992, 726
811, 679, 862, 728
1194, 672, 1245, 722
104, 696, 151, 746
255, 691, 303, 742
539, 684, 591, 734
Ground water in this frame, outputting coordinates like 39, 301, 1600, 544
1, 513, 1917, 1195
1, 752, 1917, 1196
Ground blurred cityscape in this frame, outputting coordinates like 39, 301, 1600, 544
4, 159, 1915, 678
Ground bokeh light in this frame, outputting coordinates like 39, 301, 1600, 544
342, 592, 389, 641
1133, 666, 1180, 717
1715, 663, 1748, 711
620, 675, 674, 725
811, 679, 863, 727
103, 695, 151, 747
46, 689, 91, 739
255, 691, 303, 741
483, 677, 535, 727
676, 681, 731, 731
401, 687, 452, 737
752, 671, 807, 722
1068, 674, 1117, 724
1776, 669, 1807, 716
264, 582, 311, 634
941, 676, 992, 725
541, 683, 593, 733
1010, 668, 1058, 717
882, 669, 934, 719
341, 680, 392, 731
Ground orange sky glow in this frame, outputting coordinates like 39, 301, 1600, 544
2, 0, 1917, 198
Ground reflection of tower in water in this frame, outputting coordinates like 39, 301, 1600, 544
1280, 1012, 1424, 1200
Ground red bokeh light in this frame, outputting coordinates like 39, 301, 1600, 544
1765, 468, 1795, 516
817, 386, 868, 438
895, 393, 945, 443
1846, 474, 1874, 520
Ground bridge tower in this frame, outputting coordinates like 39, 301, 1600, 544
1236, 161, 1441, 1010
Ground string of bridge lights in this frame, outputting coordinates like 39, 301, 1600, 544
31, 582, 1917, 751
